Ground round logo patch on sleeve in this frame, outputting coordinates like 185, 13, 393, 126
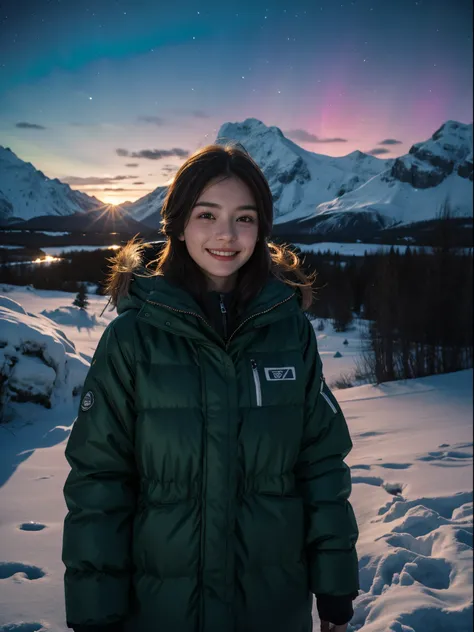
80, 390, 95, 412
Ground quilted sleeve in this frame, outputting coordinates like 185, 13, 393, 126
295, 314, 360, 599
62, 314, 138, 627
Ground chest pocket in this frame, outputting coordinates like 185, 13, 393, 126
246, 350, 305, 408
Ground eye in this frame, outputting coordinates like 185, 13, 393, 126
197, 212, 214, 219
237, 215, 257, 223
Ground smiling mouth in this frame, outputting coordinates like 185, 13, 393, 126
206, 249, 240, 259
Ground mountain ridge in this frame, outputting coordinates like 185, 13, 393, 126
0, 146, 103, 222
1, 119, 472, 235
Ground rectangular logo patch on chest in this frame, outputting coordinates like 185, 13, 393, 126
264, 367, 296, 381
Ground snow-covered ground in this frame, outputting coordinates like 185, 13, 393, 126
0, 286, 472, 632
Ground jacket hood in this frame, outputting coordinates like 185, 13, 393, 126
105, 239, 158, 313
105, 239, 302, 321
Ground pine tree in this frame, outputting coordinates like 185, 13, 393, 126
73, 284, 89, 311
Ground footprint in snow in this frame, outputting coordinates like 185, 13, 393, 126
18, 522, 47, 531
0, 562, 45, 581
0, 624, 47, 632
33, 475, 53, 481
370, 548, 452, 594
357, 492, 473, 630
416, 442, 473, 467
351, 475, 404, 496
377, 490, 473, 522
392, 607, 471, 632
378, 462, 412, 470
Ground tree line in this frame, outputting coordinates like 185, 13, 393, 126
298, 245, 472, 383
1, 239, 472, 384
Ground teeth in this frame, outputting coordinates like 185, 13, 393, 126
208, 250, 238, 256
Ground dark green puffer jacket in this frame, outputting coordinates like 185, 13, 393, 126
62, 258, 359, 632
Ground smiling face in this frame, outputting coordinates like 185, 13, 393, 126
178, 176, 259, 292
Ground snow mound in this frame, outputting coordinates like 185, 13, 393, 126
0, 297, 89, 415
40, 305, 102, 329
0, 296, 27, 315
354, 491, 473, 632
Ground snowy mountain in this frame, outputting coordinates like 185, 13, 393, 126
0, 146, 103, 223
2, 119, 472, 238
125, 185, 168, 223
127, 119, 472, 236
316, 120, 473, 231
128, 119, 393, 228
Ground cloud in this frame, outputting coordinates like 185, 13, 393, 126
192, 110, 210, 119
378, 138, 402, 145
138, 115, 166, 126
285, 129, 348, 143
16, 122, 47, 130
62, 175, 137, 185
116, 148, 190, 160
161, 164, 179, 174
366, 147, 391, 156
125, 163, 139, 167
85, 188, 152, 193
133, 181, 145, 185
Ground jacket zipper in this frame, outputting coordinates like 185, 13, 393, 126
224, 293, 295, 350
144, 291, 295, 629
250, 359, 262, 407
219, 293, 228, 341
145, 292, 295, 352
320, 376, 337, 413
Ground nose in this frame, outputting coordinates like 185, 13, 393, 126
214, 217, 237, 242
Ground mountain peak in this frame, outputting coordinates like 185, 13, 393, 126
431, 120, 472, 144
217, 118, 285, 146
0, 146, 103, 222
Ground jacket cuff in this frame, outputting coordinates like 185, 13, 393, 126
316, 592, 358, 626
69, 624, 124, 632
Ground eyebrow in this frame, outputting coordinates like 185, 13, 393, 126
194, 201, 258, 212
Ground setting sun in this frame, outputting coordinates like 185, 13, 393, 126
34, 255, 62, 264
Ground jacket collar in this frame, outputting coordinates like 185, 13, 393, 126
126, 273, 299, 348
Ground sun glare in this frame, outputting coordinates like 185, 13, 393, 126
34, 255, 62, 264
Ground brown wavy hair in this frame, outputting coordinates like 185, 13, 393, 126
146, 143, 315, 313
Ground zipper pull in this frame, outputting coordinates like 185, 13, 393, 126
250, 359, 262, 406
219, 294, 227, 314
219, 294, 228, 340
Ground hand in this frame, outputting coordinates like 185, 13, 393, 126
320, 621, 348, 632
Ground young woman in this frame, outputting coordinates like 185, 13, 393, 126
62, 144, 360, 632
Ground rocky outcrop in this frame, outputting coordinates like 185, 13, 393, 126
390, 121, 472, 189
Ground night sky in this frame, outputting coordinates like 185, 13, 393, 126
0, 0, 472, 205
